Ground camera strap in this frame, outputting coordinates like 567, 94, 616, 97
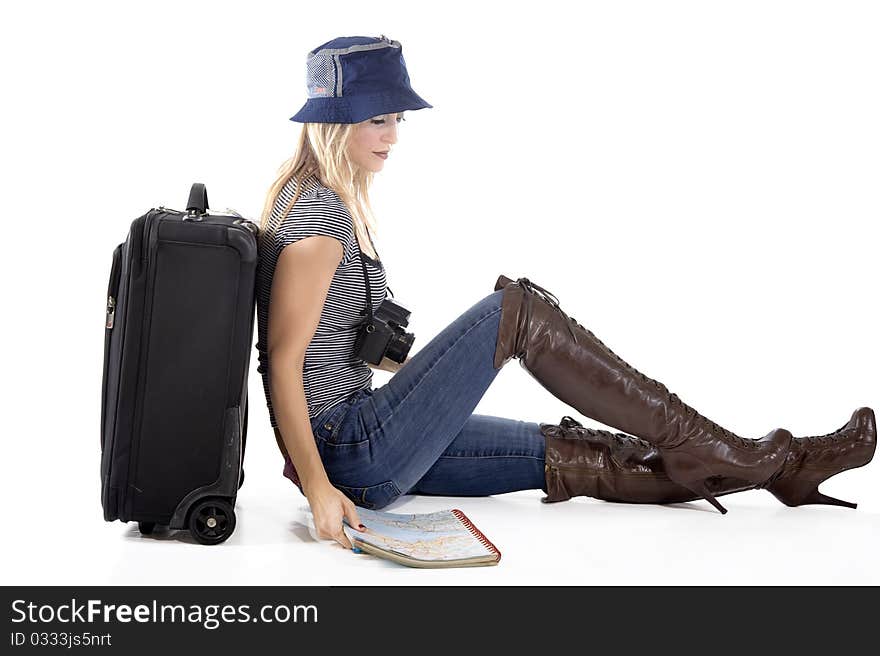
357, 246, 374, 328
356, 226, 394, 328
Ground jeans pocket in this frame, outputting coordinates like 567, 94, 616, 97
334, 480, 401, 510
312, 400, 359, 445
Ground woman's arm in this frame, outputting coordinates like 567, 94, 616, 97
268, 235, 365, 549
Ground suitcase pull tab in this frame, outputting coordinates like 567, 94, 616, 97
105, 296, 116, 329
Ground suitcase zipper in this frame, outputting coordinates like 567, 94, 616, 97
156, 206, 245, 218
101, 243, 124, 453
155, 206, 256, 234
127, 216, 159, 518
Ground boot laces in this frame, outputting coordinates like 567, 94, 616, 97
759, 422, 859, 490
560, 416, 652, 448
665, 392, 758, 448
516, 278, 577, 340
800, 421, 853, 447
517, 278, 755, 450
610, 431, 652, 449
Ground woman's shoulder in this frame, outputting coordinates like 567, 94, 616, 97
284, 179, 352, 223
281, 174, 346, 207
261, 178, 356, 256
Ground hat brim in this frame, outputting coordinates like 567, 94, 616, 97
290, 88, 432, 124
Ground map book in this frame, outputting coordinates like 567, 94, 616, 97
341, 507, 501, 568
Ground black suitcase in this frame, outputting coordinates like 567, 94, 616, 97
101, 183, 258, 545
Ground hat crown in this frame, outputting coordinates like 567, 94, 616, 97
305, 35, 404, 100
291, 34, 432, 124
311, 35, 396, 53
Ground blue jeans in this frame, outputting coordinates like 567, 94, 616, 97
284, 289, 547, 509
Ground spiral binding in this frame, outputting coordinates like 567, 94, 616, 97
451, 509, 501, 561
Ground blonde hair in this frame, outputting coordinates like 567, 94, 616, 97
258, 122, 379, 260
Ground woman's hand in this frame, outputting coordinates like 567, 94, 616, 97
305, 480, 366, 549
377, 355, 410, 373
379, 356, 401, 373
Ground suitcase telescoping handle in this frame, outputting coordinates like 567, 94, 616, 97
185, 183, 209, 220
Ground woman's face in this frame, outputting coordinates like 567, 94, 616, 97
347, 112, 405, 173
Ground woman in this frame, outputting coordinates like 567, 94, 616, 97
255, 35, 876, 550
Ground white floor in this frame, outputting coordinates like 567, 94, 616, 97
6, 426, 878, 586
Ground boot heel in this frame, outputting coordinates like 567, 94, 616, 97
691, 481, 728, 514
672, 478, 728, 514
766, 475, 859, 509
803, 489, 858, 509
662, 450, 729, 515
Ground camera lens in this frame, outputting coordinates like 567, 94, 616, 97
385, 331, 415, 362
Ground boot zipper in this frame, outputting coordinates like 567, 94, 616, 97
545, 462, 674, 480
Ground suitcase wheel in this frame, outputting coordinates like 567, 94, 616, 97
138, 522, 156, 535
187, 498, 236, 546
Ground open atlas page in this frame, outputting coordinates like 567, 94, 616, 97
341, 507, 501, 568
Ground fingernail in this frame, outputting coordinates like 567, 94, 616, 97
358, 524, 366, 530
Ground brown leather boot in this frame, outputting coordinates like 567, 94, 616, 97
540, 416, 753, 505
542, 413, 876, 509
759, 407, 876, 508
494, 274, 792, 514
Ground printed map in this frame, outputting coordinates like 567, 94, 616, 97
342, 508, 493, 562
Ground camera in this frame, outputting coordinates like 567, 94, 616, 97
354, 296, 415, 365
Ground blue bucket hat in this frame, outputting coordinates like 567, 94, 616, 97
290, 34, 433, 124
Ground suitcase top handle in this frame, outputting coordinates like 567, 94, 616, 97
186, 183, 209, 217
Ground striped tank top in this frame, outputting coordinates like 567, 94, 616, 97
255, 174, 388, 427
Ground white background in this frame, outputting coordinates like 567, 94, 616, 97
1, 0, 877, 585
